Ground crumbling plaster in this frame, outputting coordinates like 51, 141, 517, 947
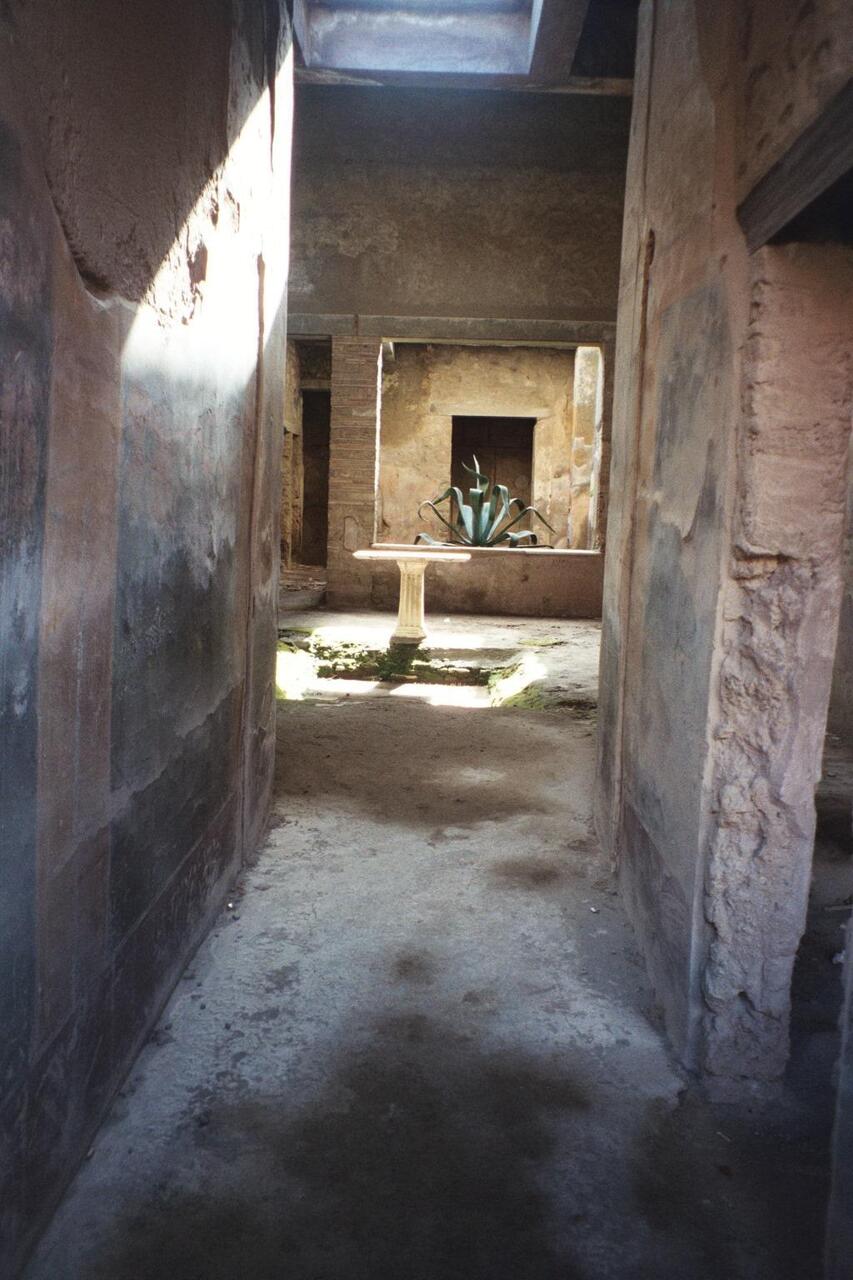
596, 0, 853, 1090
702, 246, 853, 1084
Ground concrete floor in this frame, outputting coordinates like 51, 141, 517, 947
25, 620, 838, 1279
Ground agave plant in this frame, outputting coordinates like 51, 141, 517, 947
415, 456, 555, 548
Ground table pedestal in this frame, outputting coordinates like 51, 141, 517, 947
352, 548, 471, 648
392, 559, 427, 645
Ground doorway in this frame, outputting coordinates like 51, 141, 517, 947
299, 389, 330, 567
450, 415, 536, 509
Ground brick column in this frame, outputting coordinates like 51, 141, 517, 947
326, 337, 383, 606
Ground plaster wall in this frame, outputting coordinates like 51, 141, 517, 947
0, 2, 292, 1271
596, 0, 852, 1088
289, 85, 629, 336
378, 345, 576, 548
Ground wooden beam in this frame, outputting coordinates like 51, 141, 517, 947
289, 312, 617, 345
292, 0, 313, 65
294, 66, 632, 95
527, 0, 591, 86
737, 78, 853, 253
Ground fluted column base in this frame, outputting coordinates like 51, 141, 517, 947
391, 559, 427, 645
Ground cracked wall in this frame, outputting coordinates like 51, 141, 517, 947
0, 2, 293, 1272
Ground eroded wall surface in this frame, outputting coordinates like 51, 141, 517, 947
289, 85, 629, 338
596, 0, 852, 1088
703, 246, 853, 1083
0, 2, 292, 1271
378, 345, 575, 547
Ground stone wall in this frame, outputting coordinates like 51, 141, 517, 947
289, 84, 629, 340
596, 0, 852, 1090
378, 345, 576, 548
0, 3, 292, 1272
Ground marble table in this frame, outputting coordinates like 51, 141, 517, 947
353, 548, 471, 645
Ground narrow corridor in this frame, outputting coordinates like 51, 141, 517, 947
25, 671, 829, 1278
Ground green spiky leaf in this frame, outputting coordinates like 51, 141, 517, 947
416, 457, 555, 547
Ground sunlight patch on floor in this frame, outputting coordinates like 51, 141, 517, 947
302, 677, 491, 708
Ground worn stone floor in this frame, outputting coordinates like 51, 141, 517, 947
278, 608, 602, 708
25, 621, 840, 1279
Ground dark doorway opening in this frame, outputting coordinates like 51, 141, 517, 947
451, 416, 536, 509
299, 389, 330, 567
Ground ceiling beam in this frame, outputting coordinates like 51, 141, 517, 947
294, 66, 632, 95
527, 0, 591, 85
737, 78, 853, 252
292, 0, 313, 65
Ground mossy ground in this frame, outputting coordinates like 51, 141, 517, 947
277, 631, 491, 695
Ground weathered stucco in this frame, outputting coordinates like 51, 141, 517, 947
290, 85, 629, 335
0, 3, 292, 1272
701, 246, 853, 1084
596, 0, 852, 1091
378, 344, 576, 548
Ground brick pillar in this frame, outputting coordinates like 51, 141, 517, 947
326, 337, 383, 606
